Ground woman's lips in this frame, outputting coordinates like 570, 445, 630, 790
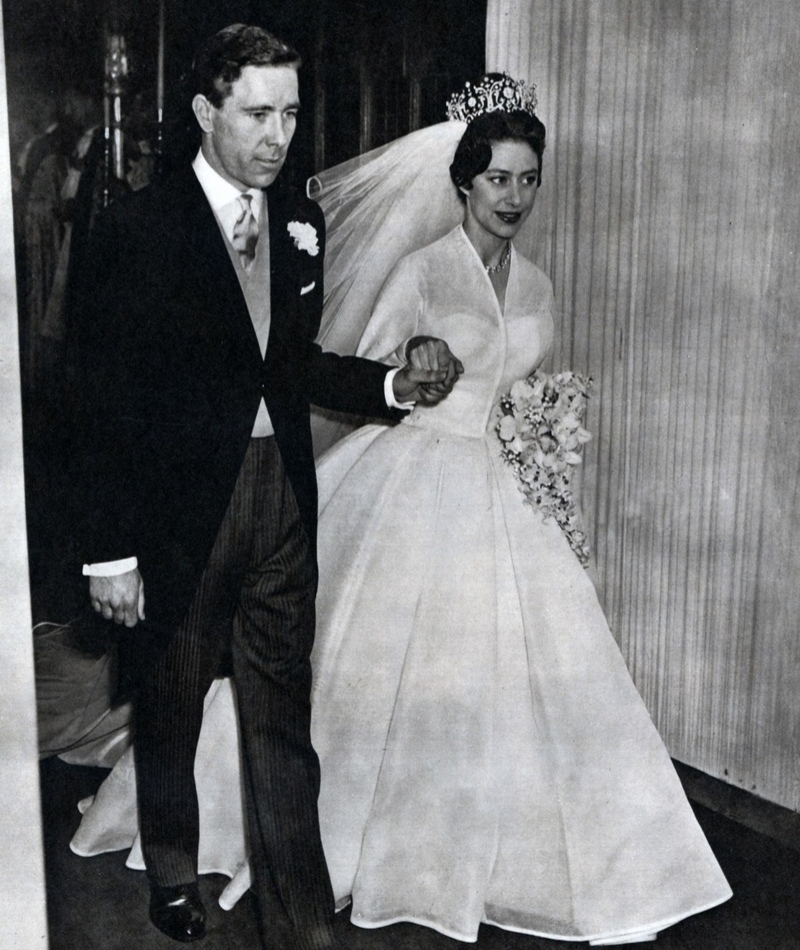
496, 211, 521, 223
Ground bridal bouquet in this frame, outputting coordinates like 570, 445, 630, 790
495, 370, 593, 567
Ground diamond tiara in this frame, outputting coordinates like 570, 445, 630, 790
445, 73, 538, 124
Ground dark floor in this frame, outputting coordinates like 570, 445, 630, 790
40, 756, 800, 950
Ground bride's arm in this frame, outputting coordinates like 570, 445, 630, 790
355, 256, 424, 364
356, 254, 463, 403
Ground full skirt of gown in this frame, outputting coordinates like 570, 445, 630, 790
307, 418, 731, 943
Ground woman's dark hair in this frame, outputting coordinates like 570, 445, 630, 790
190, 24, 302, 107
450, 108, 546, 202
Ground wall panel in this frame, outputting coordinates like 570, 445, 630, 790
488, 0, 800, 810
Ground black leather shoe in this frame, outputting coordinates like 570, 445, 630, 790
149, 883, 207, 942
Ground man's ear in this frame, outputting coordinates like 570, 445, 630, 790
192, 94, 214, 134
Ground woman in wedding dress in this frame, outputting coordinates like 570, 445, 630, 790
67, 75, 731, 944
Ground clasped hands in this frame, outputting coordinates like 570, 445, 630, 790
391, 336, 464, 405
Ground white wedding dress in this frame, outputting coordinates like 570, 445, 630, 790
69, 227, 731, 943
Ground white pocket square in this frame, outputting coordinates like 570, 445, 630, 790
300, 281, 316, 296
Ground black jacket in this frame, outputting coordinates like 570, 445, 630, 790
73, 165, 400, 634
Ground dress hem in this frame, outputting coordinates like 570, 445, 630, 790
346, 888, 732, 945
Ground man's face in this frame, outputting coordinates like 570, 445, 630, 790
194, 64, 299, 190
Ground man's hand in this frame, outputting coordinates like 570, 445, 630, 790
89, 569, 145, 628
392, 336, 464, 406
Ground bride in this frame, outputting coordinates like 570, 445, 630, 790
64, 74, 731, 945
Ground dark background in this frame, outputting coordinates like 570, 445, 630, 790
3, 0, 486, 186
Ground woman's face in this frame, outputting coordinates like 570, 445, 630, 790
462, 139, 539, 242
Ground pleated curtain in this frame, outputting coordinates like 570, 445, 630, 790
487, 0, 800, 811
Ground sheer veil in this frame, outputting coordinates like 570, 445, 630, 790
308, 121, 466, 357
307, 121, 467, 454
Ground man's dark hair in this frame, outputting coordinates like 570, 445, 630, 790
191, 24, 302, 107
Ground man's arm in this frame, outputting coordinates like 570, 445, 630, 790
70, 194, 154, 629
305, 338, 462, 419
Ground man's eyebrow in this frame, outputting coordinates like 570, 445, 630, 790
243, 101, 301, 112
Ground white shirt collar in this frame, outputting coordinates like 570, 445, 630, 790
192, 148, 263, 221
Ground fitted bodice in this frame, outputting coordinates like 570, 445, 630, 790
357, 226, 555, 439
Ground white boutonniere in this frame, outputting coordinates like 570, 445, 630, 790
287, 221, 319, 257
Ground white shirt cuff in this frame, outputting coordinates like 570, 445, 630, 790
385, 367, 415, 411
82, 556, 138, 577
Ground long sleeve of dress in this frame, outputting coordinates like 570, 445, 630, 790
355, 255, 425, 365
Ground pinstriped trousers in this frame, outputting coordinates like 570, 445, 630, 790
133, 437, 337, 949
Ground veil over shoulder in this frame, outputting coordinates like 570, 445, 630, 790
309, 122, 465, 358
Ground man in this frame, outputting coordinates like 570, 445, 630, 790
75, 24, 460, 949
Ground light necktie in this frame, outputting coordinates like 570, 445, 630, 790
232, 192, 258, 271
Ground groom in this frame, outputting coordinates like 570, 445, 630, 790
74, 23, 460, 949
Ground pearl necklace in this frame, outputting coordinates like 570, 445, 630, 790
485, 242, 511, 275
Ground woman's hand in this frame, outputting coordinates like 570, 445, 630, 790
392, 337, 464, 405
